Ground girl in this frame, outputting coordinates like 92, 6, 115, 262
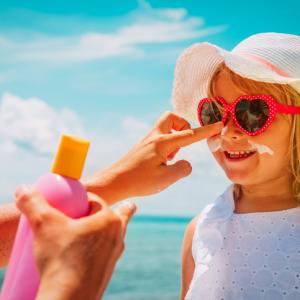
172, 32, 300, 299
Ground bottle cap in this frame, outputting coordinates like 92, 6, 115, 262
52, 135, 90, 180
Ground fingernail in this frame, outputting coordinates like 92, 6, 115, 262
15, 185, 31, 197
119, 200, 136, 211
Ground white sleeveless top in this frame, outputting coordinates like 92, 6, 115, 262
186, 184, 300, 300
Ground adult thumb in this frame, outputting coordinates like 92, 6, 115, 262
115, 200, 137, 229
163, 160, 192, 185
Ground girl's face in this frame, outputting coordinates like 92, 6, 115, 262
210, 69, 292, 185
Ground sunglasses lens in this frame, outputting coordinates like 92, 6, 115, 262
235, 99, 269, 133
200, 100, 223, 125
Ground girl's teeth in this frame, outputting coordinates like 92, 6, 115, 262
225, 150, 255, 159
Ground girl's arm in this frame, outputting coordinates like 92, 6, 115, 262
0, 203, 20, 267
180, 217, 197, 300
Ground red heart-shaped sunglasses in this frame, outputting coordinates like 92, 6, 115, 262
197, 95, 300, 136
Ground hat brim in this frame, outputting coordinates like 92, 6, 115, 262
172, 42, 300, 124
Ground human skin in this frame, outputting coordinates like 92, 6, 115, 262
180, 69, 299, 299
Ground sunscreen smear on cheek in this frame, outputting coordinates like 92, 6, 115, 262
248, 140, 274, 155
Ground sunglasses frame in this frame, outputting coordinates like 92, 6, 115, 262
197, 94, 300, 136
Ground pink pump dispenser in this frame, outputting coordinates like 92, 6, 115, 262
1, 135, 90, 300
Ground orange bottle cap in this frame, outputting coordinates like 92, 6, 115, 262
52, 135, 90, 180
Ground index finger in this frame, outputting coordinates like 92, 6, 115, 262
162, 121, 224, 149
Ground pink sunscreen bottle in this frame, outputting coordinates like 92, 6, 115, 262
1, 134, 90, 300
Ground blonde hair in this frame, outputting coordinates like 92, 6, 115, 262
208, 63, 300, 202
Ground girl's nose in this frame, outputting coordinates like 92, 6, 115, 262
222, 115, 244, 141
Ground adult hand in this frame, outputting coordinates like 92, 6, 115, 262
84, 111, 223, 204
15, 186, 136, 300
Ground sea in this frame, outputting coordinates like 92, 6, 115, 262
0, 215, 191, 300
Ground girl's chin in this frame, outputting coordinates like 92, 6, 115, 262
216, 154, 258, 183
224, 169, 254, 184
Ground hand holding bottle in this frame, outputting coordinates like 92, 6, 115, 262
1, 135, 91, 299
15, 186, 136, 300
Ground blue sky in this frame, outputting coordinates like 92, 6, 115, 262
1, 0, 300, 216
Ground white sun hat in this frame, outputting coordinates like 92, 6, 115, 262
172, 32, 300, 124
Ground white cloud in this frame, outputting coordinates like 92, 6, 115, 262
158, 8, 188, 21
0, 93, 85, 154
121, 116, 152, 140
0, 2, 227, 63
83, 116, 152, 175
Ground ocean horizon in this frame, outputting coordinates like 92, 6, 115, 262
0, 215, 192, 299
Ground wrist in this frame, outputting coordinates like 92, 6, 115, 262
38, 273, 82, 300
83, 165, 132, 205
38, 268, 98, 300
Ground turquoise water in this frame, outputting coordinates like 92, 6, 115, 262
0, 215, 191, 300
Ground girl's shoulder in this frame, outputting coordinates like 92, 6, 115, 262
184, 216, 198, 245
182, 214, 205, 263
183, 184, 234, 243
185, 185, 235, 261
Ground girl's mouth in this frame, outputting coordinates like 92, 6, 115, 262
224, 150, 256, 161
